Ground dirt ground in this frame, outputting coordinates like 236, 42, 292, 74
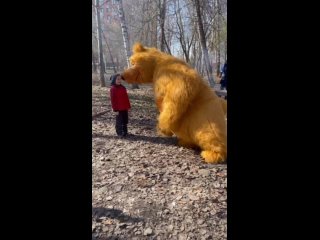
92, 80, 227, 240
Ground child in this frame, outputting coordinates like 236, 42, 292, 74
110, 74, 131, 137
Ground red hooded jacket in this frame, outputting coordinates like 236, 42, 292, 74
110, 85, 131, 111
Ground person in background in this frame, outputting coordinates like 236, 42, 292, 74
220, 60, 227, 91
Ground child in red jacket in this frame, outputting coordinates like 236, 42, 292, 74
110, 74, 131, 137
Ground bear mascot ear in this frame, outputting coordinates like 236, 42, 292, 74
133, 42, 146, 53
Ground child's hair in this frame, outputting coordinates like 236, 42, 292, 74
110, 74, 120, 86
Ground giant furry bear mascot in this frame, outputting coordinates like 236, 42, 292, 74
121, 43, 227, 163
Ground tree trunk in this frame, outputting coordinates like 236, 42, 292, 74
216, 0, 221, 76
102, 30, 117, 73
92, 47, 97, 73
152, 4, 158, 48
194, 0, 215, 87
159, 0, 167, 52
94, 0, 106, 87
174, 0, 188, 62
117, 0, 139, 89
224, 40, 227, 62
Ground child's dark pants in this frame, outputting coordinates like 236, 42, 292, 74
116, 110, 128, 136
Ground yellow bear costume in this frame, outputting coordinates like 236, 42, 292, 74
121, 43, 227, 163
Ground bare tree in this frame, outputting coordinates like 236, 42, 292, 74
193, 0, 215, 87
101, 29, 117, 73
172, 0, 196, 62
215, 0, 221, 75
134, 0, 156, 46
159, 0, 172, 54
203, 0, 227, 74
94, 0, 106, 87
92, 0, 226, 86
117, 0, 139, 89
92, 4, 98, 73
92, 46, 97, 72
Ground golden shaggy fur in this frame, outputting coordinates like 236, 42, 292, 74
219, 98, 227, 118
121, 43, 227, 163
